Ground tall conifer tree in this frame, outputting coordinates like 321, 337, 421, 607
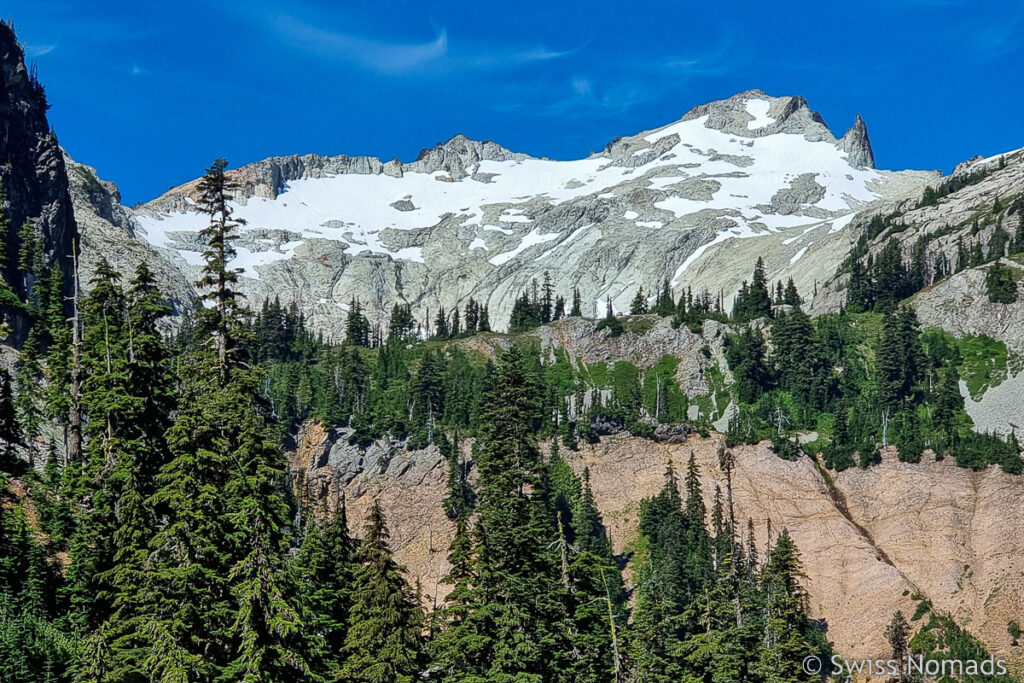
340, 502, 422, 682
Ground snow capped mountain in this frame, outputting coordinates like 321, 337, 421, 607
87, 90, 939, 337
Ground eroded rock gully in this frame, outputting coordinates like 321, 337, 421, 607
292, 427, 1024, 662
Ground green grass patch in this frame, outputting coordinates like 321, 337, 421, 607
641, 356, 686, 422
815, 412, 836, 439
692, 363, 730, 423
958, 333, 1010, 400
624, 316, 657, 336
580, 360, 610, 388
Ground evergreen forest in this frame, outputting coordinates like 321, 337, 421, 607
0, 160, 1018, 682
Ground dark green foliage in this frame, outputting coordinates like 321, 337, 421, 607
883, 611, 911, 681
219, 497, 314, 683
60, 256, 178, 674
545, 457, 626, 682
669, 286, 727, 331
452, 345, 570, 679
847, 184, 1021, 314
1008, 620, 1021, 647
783, 277, 801, 306
508, 289, 543, 333
650, 279, 675, 316
297, 499, 354, 677
194, 158, 248, 375
340, 502, 423, 682
0, 186, 24, 317
595, 301, 623, 338
823, 406, 855, 471
916, 165, 994, 208
17, 220, 44, 307
954, 430, 1023, 473
552, 295, 565, 322
891, 406, 924, 463
724, 328, 771, 404
427, 513, 480, 681
428, 347, 642, 680
137, 161, 310, 680
0, 367, 21, 469
731, 257, 772, 322
771, 306, 829, 417
541, 271, 555, 324
570, 287, 582, 317
4, 138, 1023, 683
630, 459, 831, 682
629, 286, 648, 314
985, 261, 1018, 303
876, 308, 923, 409
13, 329, 43, 449
0, 503, 76, 681
42, 267, 72, 426
908, 603, 1017, 682
845, 235, 935, 313
346, 298, 371, 346
441, 433, 473, 521
756, 530, 827, 681
932, 366, 963, 442
461, 297, 488, 334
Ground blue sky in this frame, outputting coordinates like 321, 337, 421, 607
9, 0, 1023, 205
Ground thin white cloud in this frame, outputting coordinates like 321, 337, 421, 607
131, 63, 149, 76
965, 15, 1021, 60
452, 41, 588, 70
267, 13, 449, 74
246, 3, 581, 77
25, 43, 58, 57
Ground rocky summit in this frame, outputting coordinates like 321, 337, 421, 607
74, 90, 937, 339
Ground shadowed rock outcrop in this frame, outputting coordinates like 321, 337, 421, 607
0, 22, 77, 339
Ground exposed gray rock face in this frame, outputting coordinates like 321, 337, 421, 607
912, 262, 1024, 435
465, 314, 737, 423
0, 24, 77, 339
147, 134, 531, 211
680, 89, 832, 140
813, 146, 1024, 318
65, 153, 197, 322
840, 114, 876, 169
760, 173, 826, 215
914, 261, 1024, 355
296, 423, 444, 500
390, 198, 417, 212
75, 90, 937, 341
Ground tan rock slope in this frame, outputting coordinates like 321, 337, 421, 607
293, 428, 1024, 663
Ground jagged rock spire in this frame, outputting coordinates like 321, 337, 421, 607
840, 114, 875, 169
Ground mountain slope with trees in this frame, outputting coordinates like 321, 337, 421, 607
1, 20, 1023, 682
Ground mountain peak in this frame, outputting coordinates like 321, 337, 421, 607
678, 90, 833, 141
840, 113, 875, 169
412, 134, 527, 180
